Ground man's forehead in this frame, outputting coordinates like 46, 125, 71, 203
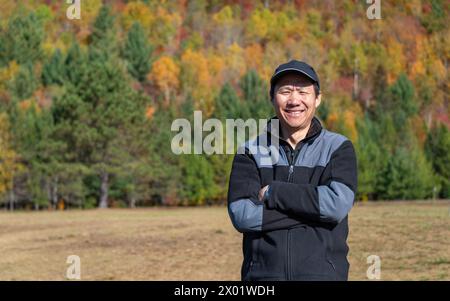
275, 73, 314, 88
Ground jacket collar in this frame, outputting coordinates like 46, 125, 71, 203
265, 115, 323, 148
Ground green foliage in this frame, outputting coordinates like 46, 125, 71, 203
425, 124, 450, 198
421, 0, 448, 33
214, 83, 243, 119
9, 63, 38, 100
240, 70, 272, 119
42, 49, 65, 86
354, 116, 384, 200
377, 146, 435, 200
0, 10, 44, 66
180, 155, 218, 205
89, 5, 118, 61
122, 22, 154, 82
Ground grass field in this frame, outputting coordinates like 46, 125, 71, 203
0, 201, 449, 280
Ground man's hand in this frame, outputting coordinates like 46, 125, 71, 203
258, 185, 269, 201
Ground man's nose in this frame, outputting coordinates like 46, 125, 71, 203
287, 91, 302, 105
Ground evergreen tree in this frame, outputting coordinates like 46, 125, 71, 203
42, 49, 65, 86
240, 70, 272, 119
89, 5, 118, 61
425, 124, 450, 198
65, 42, 87, 86
354, 116, 384, 200
378, 146, 434, 200
1, 10, 44, 66
122, 22, 154, 82
52, 54, 150, 208
214, 83, 242, 119
9, 63, 38, 100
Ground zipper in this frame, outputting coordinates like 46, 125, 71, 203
284, 143, 304, 280
286, 230, 291, 280
287, 165, 294, 182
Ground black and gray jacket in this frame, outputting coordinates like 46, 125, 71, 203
227, 116, 357, 281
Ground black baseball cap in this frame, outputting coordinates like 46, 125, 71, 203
269, 60, 320, 99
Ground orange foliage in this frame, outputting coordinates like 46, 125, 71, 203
149, 56, 180, 102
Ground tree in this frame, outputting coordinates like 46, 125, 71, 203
0, 112, 23, 210
42, 49, 65, 86
52, 54, 150, 208
63, 41, 90, 89
149, 56, 180, 104
9, 63, 38, 101
354, 116, 384, 200
377, 146, 434, 200
89, 5, 118, 61
0, 10, 44, 66
122, 22, 154, 82
214, 83, 243, 119
425, 124, 450, 198
179, 154, 218, 205
240, 70, 272, 119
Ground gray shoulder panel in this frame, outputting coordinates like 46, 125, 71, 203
296, 130, 348, 168
240, 134, 288, 168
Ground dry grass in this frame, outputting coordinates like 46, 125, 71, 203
0, 201, 449, 280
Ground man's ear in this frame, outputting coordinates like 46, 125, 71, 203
315, 93, 322, 108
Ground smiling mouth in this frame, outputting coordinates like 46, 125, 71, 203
285, 109, 306, 117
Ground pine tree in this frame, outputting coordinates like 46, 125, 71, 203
52, 54, 150, 208
89, 5, 118, 61
42, 49, 65, 86
214, 83, 242, 119
1, 10, 44, 66
240, 70, 272, 119
122, 22, 154, 82
425, 124, 450, 198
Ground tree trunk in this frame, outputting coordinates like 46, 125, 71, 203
52, 177, 58, 210
99, 172, 109, 208
9, 189, 15, 211
353, 58, 359, 100
129, 195, 136, 208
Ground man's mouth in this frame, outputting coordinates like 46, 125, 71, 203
285, 108, 306, 117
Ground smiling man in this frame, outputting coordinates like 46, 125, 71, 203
227, 60, 358, 281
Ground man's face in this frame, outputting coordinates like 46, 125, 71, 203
272, 73, 321, 132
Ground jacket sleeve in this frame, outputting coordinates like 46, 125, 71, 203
227, 150, 305, 233
266, 140, 357, 225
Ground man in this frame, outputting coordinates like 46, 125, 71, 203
227, 60, 358, 281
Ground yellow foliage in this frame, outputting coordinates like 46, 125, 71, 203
212, 6, 234, 26
226, 42, 246, 80
244, 43, 263, 72
122, 1, 154, 31
207, 53, 225, 85
149, 56, 180, 100
386, 38, 406, 84
0, 61, 19, 89
180, 49, 214, 115
342, 110, 358, 143
0, 113, 23, 195
246, 8, 272, 41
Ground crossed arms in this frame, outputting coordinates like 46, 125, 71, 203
227, 140, 357, 233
